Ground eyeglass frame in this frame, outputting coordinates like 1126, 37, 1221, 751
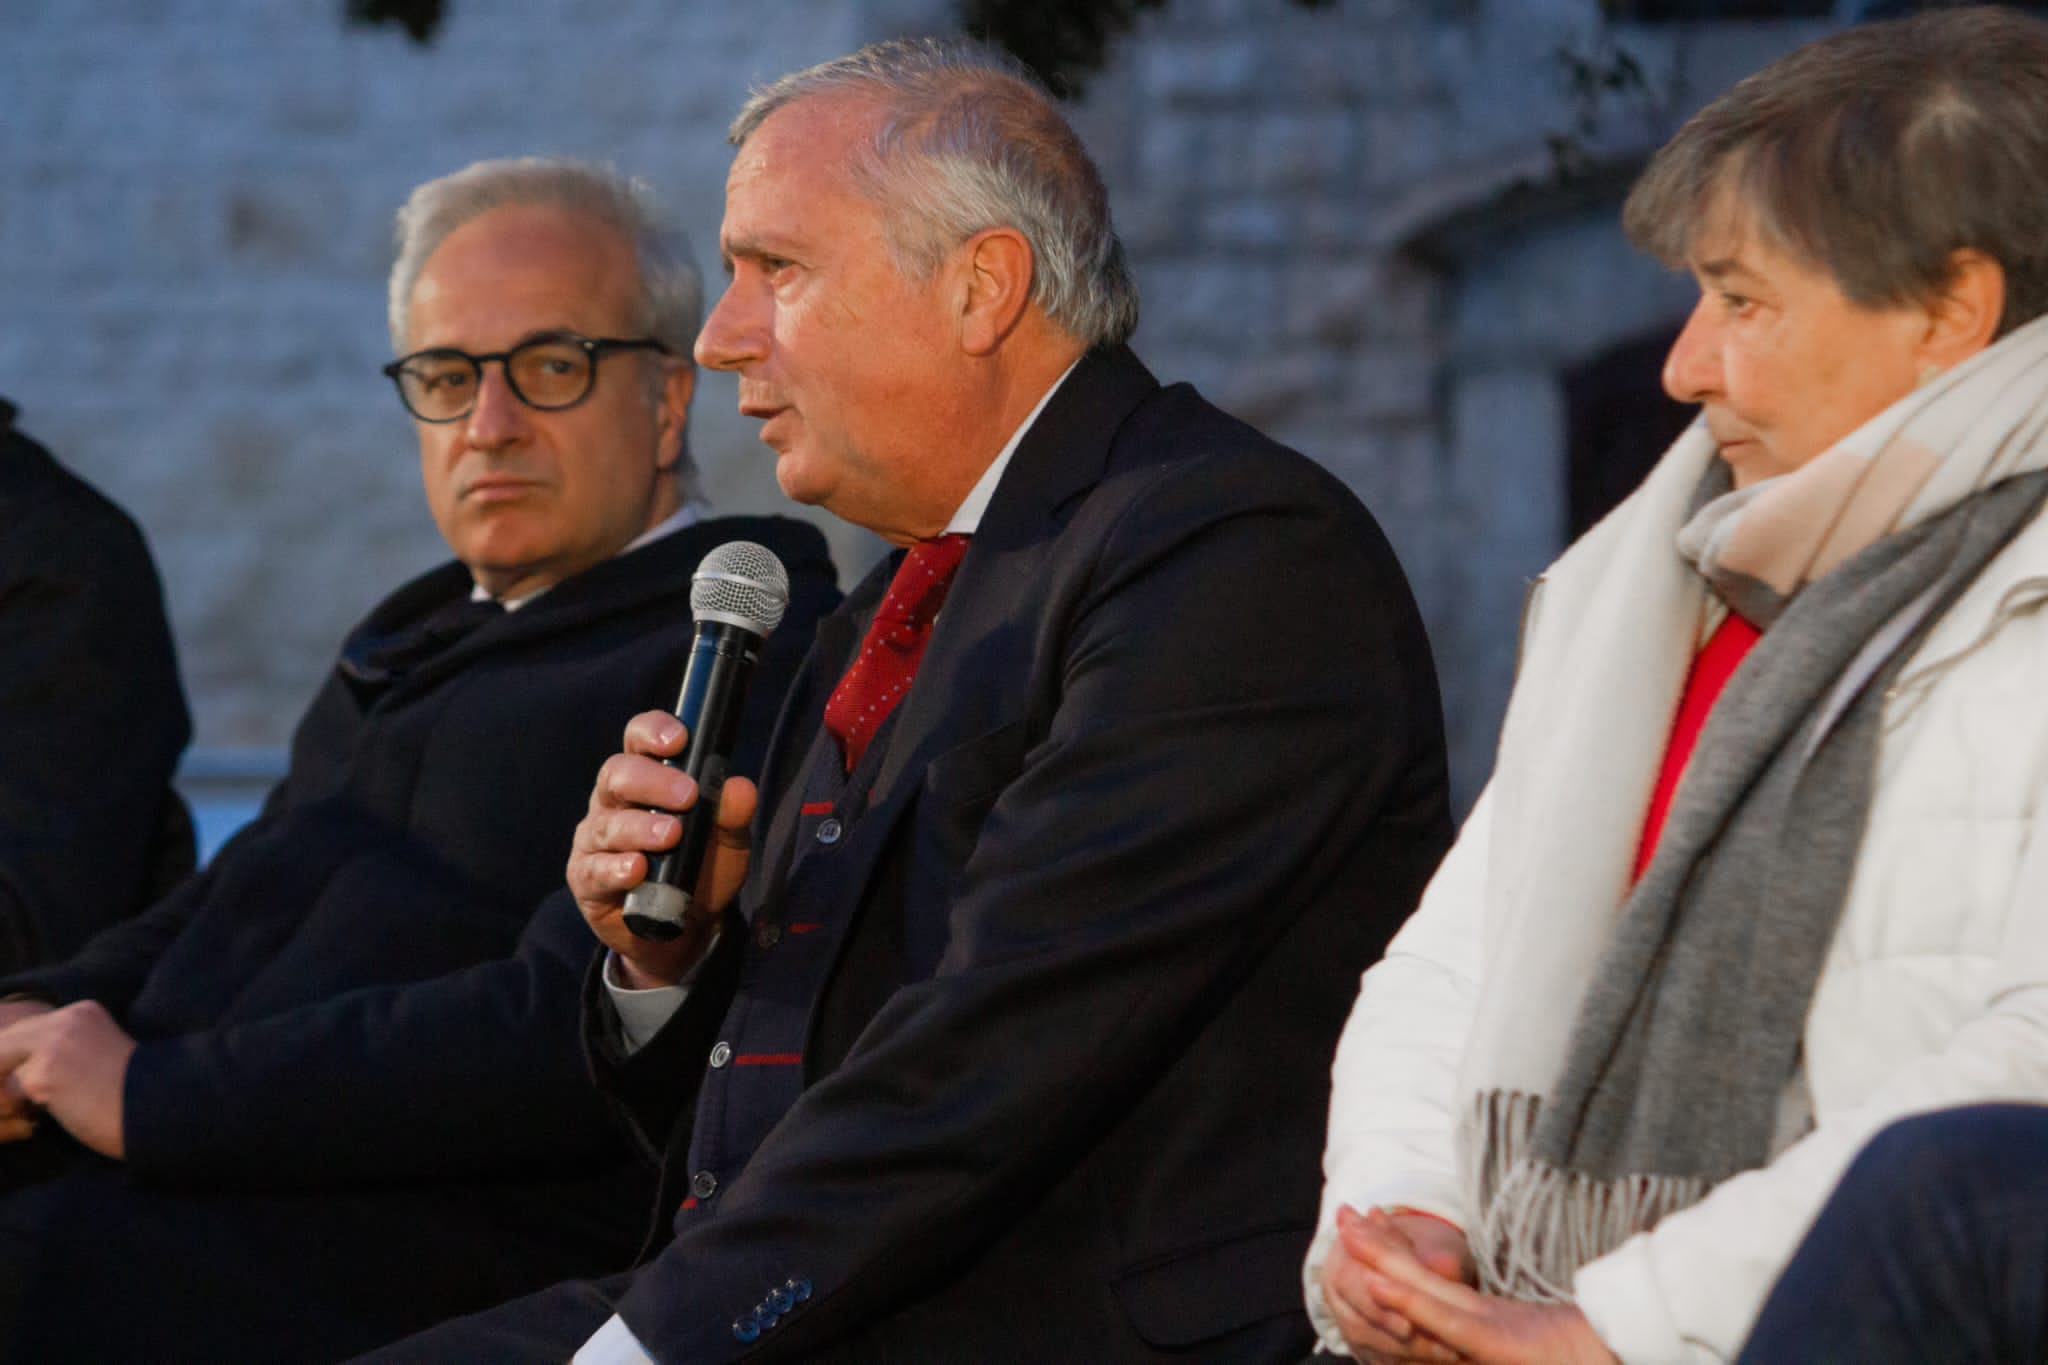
380, 333, 673, 424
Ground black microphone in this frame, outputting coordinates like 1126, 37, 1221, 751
622, 541, 791, 941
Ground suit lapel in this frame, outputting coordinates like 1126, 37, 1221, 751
865, 346, 1160, 828
746, 347, 1161, 924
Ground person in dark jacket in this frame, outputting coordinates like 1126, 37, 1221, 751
376, 42, 1451, 1364
0, 399, 192, 972
0, 159, 839, 1362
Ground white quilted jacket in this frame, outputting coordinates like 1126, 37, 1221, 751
1307, 439, 2048, 1363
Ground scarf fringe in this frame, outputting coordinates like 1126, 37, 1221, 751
1461, 1089, 1712, 1302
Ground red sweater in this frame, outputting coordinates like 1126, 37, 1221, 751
1633, 612, 1762, 881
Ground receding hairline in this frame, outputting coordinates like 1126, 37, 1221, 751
402, 200, 647, 334
717, 37, 1140, 347
727, 42, 1050, 149
712, 93, 888, 260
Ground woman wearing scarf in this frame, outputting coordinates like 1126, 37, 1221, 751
1306, 8, 2048, 1362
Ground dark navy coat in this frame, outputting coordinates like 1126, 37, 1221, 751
0, 512, 840, 1362
0, 400, 191, 970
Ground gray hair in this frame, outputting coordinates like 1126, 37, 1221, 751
386, 157, 704, 487
730, 37, 1139, 348
1624, 5, 2048, 338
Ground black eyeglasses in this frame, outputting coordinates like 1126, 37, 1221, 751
381, 334, 670, 423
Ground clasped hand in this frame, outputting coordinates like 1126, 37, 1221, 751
568, 710, 759, 990
0, 998, 134, 1157
1321, 1205, 1618, 1365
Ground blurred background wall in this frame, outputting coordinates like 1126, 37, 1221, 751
1, 0, 1878, 843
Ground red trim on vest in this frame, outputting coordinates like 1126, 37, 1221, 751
786, 922, 823, 934
680, 1196, 699, 1210
734, 1052, 803, 1067
799, 801, 835, 816
1634, 613, 1762, 881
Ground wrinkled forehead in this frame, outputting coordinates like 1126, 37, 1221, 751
726, 92, 883, 192
718, 97, 894, 258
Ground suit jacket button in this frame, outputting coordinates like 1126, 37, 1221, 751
709, 1041, 732, 1069
788, 1277, 813, 1302
691, 1169, 719, 1200
767, 1285, 794, 1314
815, 817, 844, 845
732, 1313, 762, 1344
756, 920, 782, 949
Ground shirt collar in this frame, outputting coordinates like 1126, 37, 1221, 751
942, 358, 1082, 537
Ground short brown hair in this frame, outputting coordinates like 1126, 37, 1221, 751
1624, 5, 2048, 336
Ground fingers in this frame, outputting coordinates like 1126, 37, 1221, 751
1353, 1240, 1511, 1362
0, 1067, 40, 1144
571, 755, 691, 908
583, 805, 684, 861
1357, 1268, 1496, 1362
0, 1069, 34, 1120
569, 718, 756, 981
0, 1000, 52, 1034
622, 710, 689, 759
1323, 1219, 1461, 1364
1341, 1204, 1424, 1272
568, 847, 647, 909
590, 750, 697, 819
1332, 1206, 1466, 1363
712, 777, 757, 838
1323, 1278, 1416, 1361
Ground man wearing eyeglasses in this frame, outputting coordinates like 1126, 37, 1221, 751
0, 158, 838, 1362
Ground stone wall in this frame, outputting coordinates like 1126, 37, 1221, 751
0, 0, 909, 753
0, 0, 1823, 807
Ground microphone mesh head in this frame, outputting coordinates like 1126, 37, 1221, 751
691, 541, 790, 635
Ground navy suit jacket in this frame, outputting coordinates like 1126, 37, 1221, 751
595, 347, 1454, 1362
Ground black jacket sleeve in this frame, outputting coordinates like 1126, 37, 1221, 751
0, 418, 191, 969
0, 862, 217, 1014
118, 889, 620, 1185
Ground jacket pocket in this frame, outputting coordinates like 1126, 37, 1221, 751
924, 719, 1030, 811
1109, 1223, 1312, 1348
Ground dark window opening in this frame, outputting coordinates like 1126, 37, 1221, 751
1563, 324, 1695, 540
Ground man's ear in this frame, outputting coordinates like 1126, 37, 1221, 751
654, 362, 695, 472
956, 227, 1036, 357
1920, 249, 2006, 371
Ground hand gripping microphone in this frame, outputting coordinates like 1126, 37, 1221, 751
622, 541, 791, 941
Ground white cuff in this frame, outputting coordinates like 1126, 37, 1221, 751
602, 934, 716, 1053
573, 1311, 657, 1365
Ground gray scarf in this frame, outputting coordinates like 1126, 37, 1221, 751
1467, 315, 2048, 1300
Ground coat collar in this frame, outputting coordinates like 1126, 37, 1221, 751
799, 344, 1160, 682
971, 344, 1159, 552
346, 515, 827, 707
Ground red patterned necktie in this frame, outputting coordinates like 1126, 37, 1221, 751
823, 533, 970, 773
